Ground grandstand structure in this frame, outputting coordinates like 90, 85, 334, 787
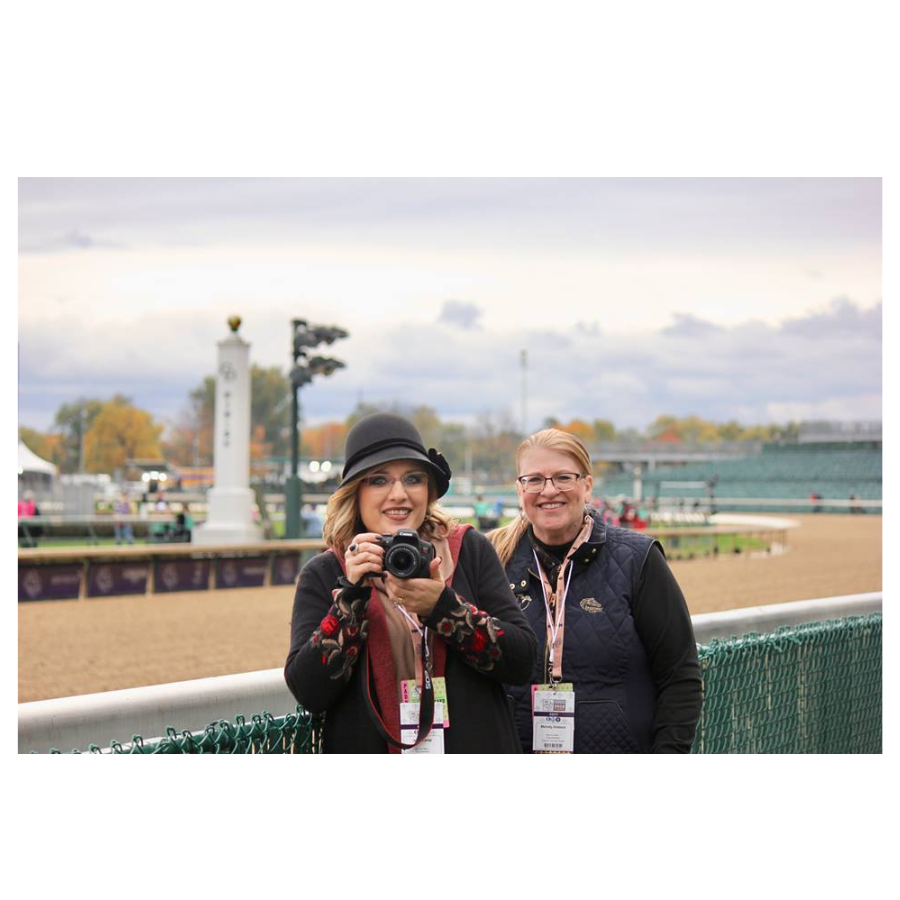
595, 437, 882, 513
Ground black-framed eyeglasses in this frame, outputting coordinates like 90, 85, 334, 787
517, 473, 586, 493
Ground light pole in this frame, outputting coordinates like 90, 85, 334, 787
520, 349, 528, 437
285, 318, 348, 539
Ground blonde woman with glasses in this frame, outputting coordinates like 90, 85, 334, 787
489, 429, 702, 754
284, 412, 537, 754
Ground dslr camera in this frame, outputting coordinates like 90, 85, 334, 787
378, 530, 436, 579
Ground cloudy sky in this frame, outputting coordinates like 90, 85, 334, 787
17, 177, 882, 435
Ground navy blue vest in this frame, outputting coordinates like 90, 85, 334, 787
504, 513, 659, 753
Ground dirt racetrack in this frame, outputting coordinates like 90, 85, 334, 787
18, 514, 882, 702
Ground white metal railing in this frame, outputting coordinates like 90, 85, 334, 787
18, 669, 297, 754
689, 592, 882, 644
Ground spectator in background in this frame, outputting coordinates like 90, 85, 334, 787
114, 493, 135, 545
301, 503, 324, 537
171, 503, 195, 542
474, 494, 499, 531
18, 490, 41, 547
149, 491, 170, 541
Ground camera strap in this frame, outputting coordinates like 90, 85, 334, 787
363, 627, 435, 750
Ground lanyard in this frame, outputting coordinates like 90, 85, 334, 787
395, 604, 431, 681
533, 551, 575, 683
531, 516, 594, 683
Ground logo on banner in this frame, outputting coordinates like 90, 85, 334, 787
23, 570, 42, 599
221, 561, 238, 586
161, 564, 179, 590
96, 566, 114, 594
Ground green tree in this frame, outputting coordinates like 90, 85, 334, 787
591, 419, 617, 443
251, 366, 291, 456
470, 410, 520, 482
717, 420, 744, 441
52, 397, 105, 472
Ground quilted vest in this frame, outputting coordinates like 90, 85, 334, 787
504, 512, 659, 753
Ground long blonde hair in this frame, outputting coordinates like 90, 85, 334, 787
487, 428, 592, 566
322, 466, 457, 557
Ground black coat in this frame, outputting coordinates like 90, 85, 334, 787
284, 527, 538, 753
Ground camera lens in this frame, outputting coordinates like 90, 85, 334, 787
386, 547, 417, 578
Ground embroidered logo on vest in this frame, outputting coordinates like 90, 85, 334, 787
580, 597, 603, 614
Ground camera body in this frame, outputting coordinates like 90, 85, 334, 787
378, 530, 436, 579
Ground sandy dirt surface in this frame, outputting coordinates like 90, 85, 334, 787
669, 514, 882, 612
18, 514, 882, 702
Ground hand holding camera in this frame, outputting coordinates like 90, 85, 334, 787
345, 532, 386, 585
346, 530, 444, 617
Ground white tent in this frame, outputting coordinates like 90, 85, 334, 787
18, 440, 57, 477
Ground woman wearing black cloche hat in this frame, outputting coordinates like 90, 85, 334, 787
284, 412, 537, 753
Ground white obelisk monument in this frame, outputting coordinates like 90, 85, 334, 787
193, 316, 263, 545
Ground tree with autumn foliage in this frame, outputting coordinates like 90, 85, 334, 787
647, 414, 722, 444
302, 421, 349, 461
82, 397, 164, 473
556, 419, 594, 443
643, 414, 800, 445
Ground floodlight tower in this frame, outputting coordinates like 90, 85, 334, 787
285, 318, 348, 539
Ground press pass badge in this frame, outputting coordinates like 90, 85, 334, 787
400, 701, 445, 754
532, 684, 575, 753
401, 676, 450, 727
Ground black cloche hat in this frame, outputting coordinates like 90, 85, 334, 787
340, 412, 452, 497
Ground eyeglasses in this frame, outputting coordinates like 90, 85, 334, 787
360, 471, 430, 490
517, 472, 586, 493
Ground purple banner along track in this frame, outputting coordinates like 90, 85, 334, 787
87, 561, 151, 597
19, 564, 84, 601
271, 553, 301, 586
215, 557, 268, 589
155, 558, 212, 593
